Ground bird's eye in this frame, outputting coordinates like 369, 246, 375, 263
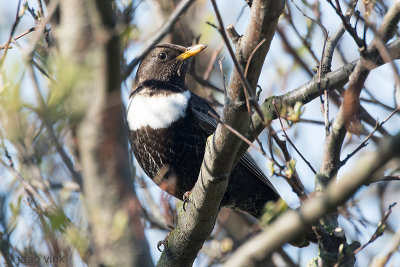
157, 52, 167, 61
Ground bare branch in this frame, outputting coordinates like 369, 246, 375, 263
157, 1, 285, 266
321, 1, 357, 74
0, 26, 37, 50
273, 101, 317, 174
247, 37, 400, 146
353, 202, 397, 254
314, 3, 400, 264
207, 111, 272, 161
341, 107, 400, 167
0, 0, 22, 67
24, 0, 59, 60
326, 0, 366, 50
371, 227, 400, 266
210, 0, 265, 121
26, 62, 82, 187
268, 126, 308, 201
224, 132, 400, 267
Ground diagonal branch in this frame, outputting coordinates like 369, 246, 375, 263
235, 37, 400, 159
326, 0, 366, 50
314, 3, 400, 264
156, 1, 285, 266
209, 0, 264, 121
273, 101, 317, 174
353, 202, 397, 254
224, 131, 400, 267
0, 0, 22, 67
340, 107, 400, 167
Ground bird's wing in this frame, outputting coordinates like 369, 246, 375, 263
240, 152, 277, 193
189, 93, 277, 192
189, 93, 219, 134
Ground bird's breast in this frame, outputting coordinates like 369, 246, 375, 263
127, 90, 191, 131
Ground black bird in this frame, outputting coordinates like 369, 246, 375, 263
127, 44, 280, 218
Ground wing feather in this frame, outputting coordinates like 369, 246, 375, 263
189, 93, 277, 193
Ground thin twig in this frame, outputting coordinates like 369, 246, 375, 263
37, 0, 45, 18
1, 149, 49, 208
269, 126, 308, 200
0, 26, 37, 50
326, 0, 366, 50
296, 118, 325, 125
26, 64, 82, 187
367, 175, 400, 185
218, 58, 227, 95
31, 58, 55, 82
360, 97, 395, 111
12, 40, 55, 81
0, 0, 22, 67
244, 39, 266, 77
244, 38, 266, 116
210, 0, 265, 121
273, 101, 317, 174
190, 72, 223, 93
353, 202, 397, 254
202, 5, 246, 81
340, 107, 400, 166
24, 0, 59, 59
267, 130, 285, 169
208, 111, 273, 161
290, 0, 330, 134
320, 41, 330, 135
376, 227, 400, 266
381, 175, 400, 182
244, 39, 268, 156
26, 3, 39, 21
202, 43, 223, 81
285, 4, 319, 64
34, 0, 52, 47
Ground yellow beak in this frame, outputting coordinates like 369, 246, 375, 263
176, 44, 208, 60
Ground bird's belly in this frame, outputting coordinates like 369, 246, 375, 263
131, 117, 207, 199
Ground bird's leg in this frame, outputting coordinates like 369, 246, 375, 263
157, 224, 175, 252
182, 191, 191, 211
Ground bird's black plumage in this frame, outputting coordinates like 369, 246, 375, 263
127, 44, 280, 218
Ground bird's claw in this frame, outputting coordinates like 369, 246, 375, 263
183, 191, 191, 211
157, 225, 175, 252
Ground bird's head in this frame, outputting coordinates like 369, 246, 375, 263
133, 44, 207, 91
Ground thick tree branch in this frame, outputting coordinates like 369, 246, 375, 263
236, 37, 400, 158
314, 3, 400, 265
224, 131, 400, 267
156, 1, 285, 266
317, 0, 400, 203
229, 23, 400, 264
277, 21, 391, 138
57, 0, 153, 266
